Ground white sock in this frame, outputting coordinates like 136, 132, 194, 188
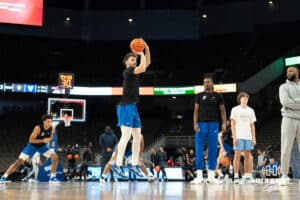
131, 128, 141, 166
50, 173, 56, 178
281, 174, 288, 179
196, 170, 203, 179
246, 173, 252, 178
234, 173, 239, 179
3, 173, 8, 178
116, 126, 132, 166
208, 170, 215, 179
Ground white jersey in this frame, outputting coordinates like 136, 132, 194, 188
230, 105, 256, 140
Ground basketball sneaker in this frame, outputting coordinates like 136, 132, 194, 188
244, 177, 255, 184
147, 175, 157, 183
112, 166, 128, 179
130, 166, 143, 177
223, 174, 231, 183
233, 178, 240, 184
190, 177, 204, 184
279, 176, 289, 186
206, 170, 223, 184
246, 178, 255, 184
49, 177, 60, 183
206, 177, 223, 184
0, 176, 7, 184
99, 177, 106, 183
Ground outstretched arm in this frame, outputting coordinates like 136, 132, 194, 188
141, 39, 151, 68
134, 51, 146, 74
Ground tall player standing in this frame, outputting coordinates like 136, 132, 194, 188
192, 74, 227, 184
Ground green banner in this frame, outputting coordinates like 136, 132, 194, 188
154, 86, 195, 95
285, 56, 300, 66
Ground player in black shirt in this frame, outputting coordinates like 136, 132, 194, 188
191, 74, 227, 184
114, 39, 151, 178
0, 114, 59, 183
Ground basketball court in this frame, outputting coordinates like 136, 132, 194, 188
1, 180, 300, 200
1, 1, 300, 200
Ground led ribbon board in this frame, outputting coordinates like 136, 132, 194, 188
0, 82, 237, 95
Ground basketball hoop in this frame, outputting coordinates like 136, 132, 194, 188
63, 115, 72, 127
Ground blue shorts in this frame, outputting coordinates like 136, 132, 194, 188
223, 142, 234, 157
233, 139, 253, 151
117, 104, 141, 128
19, 143, 54, 160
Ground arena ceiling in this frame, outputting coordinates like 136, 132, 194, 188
44, 0, 252, 10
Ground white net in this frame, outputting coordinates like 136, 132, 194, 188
63, 115, 72, 127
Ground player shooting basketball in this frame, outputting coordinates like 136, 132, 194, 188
113, 38, 151, 177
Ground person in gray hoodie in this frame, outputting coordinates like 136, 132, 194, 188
99, 126, 118, 180
279, 66, 300, 186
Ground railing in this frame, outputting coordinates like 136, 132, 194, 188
165, 135, 195, 148
143, 136, 166, 165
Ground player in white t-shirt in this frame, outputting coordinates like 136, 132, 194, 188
230, 92, 256, 184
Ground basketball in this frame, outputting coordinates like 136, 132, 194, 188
67, 154, 73, 160
74, 154, 79, 160
154, 165, 160, 172
219, 156, 230, 168
130, 38, 145, 52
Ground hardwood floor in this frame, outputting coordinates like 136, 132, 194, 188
0, 180, 299, 200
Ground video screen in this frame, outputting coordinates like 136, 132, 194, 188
0, 0, 43, 26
